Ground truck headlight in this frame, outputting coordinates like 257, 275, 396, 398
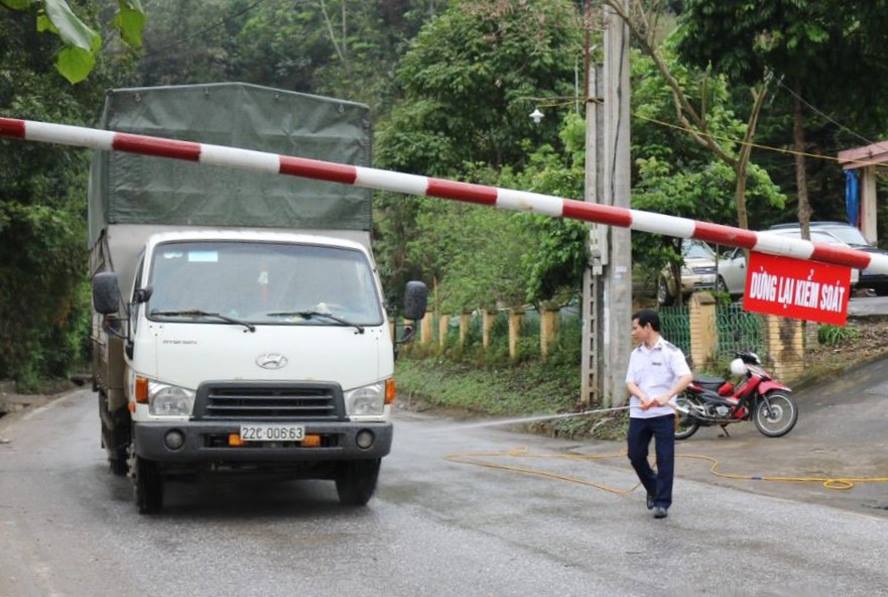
148, 381, 195, 416
344, 382, 385, 416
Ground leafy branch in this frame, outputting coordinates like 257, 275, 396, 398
600, 0, 769, 229
1, 0, 146, 83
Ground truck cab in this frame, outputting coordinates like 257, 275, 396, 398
87, 83, 427, 513
93, 227, 426, 512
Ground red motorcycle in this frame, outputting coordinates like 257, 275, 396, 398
674, 351, 798, 440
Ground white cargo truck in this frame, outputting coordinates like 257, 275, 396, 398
89, 83, 426, 513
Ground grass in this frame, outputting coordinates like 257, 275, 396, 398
395, 320, 630, 441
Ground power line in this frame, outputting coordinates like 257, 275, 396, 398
523, 99, 886, 169
631, 111, 888, 171
775, 78, 876, 147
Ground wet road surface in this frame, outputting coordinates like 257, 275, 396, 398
1, 387, 887, 596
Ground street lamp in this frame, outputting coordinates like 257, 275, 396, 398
529, 108, 544, 124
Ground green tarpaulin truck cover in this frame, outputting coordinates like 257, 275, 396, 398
88, 82, 371, 246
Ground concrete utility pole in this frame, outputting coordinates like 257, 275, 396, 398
581, 1, 632, 407
580, 37, 604, 405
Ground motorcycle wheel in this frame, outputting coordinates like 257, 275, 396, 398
673, 395, 700, 440
753, 392, 798, 438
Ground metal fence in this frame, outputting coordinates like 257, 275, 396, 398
716, 302, 766, 360
659, 305, 691, 357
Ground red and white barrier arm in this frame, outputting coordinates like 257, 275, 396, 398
1, 116, 885, 274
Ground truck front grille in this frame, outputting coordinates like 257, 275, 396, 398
193, 382, 345, 421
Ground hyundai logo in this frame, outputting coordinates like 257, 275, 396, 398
256, 353, 288, 370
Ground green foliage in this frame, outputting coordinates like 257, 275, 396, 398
114, 0, 146, 48
136, 0, 434, 118
630, 45, 785, 281
2, 0, 144, 83
375, 0, 586, 309
0, 3, 126, 386
499, 113, 588, 305
397, 317, 583, 416
377, 0, 582, 174
676, 0, 888, 90
395, 316, 612, 436
818, 324, 860, 347
675, 0, 888, 226
2, 1, 34, 10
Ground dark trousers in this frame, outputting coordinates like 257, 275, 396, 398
627, 414, 675, 509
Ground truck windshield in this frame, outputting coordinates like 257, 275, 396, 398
147, 241, 383, 326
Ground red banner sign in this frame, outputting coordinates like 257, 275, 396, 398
743, 252, 851, 325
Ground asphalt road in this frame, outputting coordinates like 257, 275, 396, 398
1, 388, 887, 597
849, 295, 888, 317
634, 354, 888, 516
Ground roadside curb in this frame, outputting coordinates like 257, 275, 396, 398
0, 387, 83, 437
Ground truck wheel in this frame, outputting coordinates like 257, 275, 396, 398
98, 391, 130, 476
133, 456, 164, 514
335, 459, 380, 506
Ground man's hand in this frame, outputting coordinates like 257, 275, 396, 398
641, 394, 671, 409
653, 394, 672, 406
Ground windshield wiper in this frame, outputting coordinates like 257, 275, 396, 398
265, 310, 364, 334
149, 309, 256, 333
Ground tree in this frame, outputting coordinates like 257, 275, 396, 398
601, 0, 771, 232
226, 0, 436, 118
133, 0, 237, 86
374, 0, 584, 307
630, 47, 784, 298
376, 0, 583, 175
675, 0, 888, 238
1, 0, 145, 83
0, 3, 130, 386
498, 114, 588, 307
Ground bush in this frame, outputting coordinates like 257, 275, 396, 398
818, 324, 860, 347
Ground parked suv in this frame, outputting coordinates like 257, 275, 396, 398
770, 222, 888, 294
718, 228, 861, 297
657, 240, 717, 305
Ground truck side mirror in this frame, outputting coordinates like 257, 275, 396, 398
403, 281, 428, 322
92, 272, 121, 315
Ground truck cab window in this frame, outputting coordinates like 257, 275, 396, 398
147, 241, 383, 326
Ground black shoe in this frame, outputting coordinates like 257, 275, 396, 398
646, 493, 655, 510
653, 506, 668, 519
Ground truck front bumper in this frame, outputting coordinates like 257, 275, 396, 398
133, 421, 393, 463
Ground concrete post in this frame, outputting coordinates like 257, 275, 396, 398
420, 311, 433, 346
540, 309, 560, 361
508, 309, 524, 360
688, 292, 717, 371
602, 0, 633, 406
459, 312, 470, 347
861, 166, 878, 244
438, 314, 450, 348
482, 310, 495, 350
764, 315, 805, 382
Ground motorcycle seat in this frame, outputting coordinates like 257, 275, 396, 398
693, 375, 726, 391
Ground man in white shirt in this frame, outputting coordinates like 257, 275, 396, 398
625, 309, 693, 519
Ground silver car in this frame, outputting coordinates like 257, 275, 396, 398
771, 222, 888, 294
717, 229, 860, 297
657, 240, 717, 305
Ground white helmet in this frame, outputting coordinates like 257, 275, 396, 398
730, 358, 748, 377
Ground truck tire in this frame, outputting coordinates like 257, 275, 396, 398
133, 456, 164, 514
335, 459, 380, 506
98, 391, 130, 476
